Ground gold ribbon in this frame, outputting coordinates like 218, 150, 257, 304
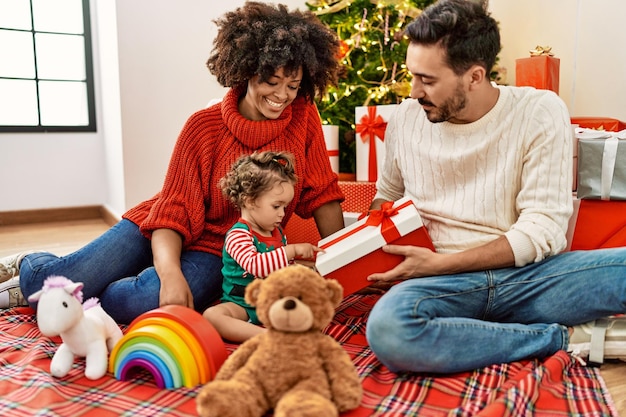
529, 45, 554, 57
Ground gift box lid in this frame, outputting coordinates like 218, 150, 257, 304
315, 196, 425, 276
571, 117, 626, 132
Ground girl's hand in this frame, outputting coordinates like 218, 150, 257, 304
288, 243, 324, 260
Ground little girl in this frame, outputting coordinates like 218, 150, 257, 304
203, 151, 323, 342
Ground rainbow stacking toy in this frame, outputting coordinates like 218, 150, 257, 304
108, 305, 228, 389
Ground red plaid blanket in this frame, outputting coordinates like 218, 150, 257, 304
0, 295, 618, 417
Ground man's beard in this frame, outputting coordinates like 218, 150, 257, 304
419, 84, 467, 123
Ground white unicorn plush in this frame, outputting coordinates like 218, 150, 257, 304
28, 275, 123, 380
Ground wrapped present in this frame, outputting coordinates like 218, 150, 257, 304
355, 105, 397, 182
570, 199, 626, 250
577, 129, 626, 200
571, 118, 626, 192
338, 180, 376, 212
315, 196, 434, 296
339, 180, 377, 227
322, 124, 339, 173
515, 46, 559, 94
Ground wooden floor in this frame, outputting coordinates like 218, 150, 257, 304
0, 218, 624, 415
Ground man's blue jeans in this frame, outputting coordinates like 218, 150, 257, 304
366, 247, 626, 373
19, 219, 224, 324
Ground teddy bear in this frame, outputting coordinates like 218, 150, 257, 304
196, 264, 363, 417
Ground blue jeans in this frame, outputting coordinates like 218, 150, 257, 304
19, 219, 223, 324
366, 248, 626, 374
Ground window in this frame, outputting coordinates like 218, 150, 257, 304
0, 0, 96, 132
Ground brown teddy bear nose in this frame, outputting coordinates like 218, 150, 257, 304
283, 299, 296, 310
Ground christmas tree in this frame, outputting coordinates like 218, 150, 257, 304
307, 0, 503, 174
307, 0, 436, 173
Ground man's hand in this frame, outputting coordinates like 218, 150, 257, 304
366, 236, 516, 282
367, 244, 446, 282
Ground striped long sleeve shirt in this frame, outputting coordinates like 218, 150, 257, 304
221, 220, 289, 306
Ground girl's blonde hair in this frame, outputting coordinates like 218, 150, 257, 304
220, 151, 297, 209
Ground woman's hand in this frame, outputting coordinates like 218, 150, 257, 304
152, 228, 194, 309
158, 270, 194, 309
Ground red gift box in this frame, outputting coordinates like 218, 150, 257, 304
570, 200, 626, 250
315, 197, 434, 296
515, 55, 560, 94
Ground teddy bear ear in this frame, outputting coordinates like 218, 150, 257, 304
325, 278, 344, 307
244, 279, 264, 307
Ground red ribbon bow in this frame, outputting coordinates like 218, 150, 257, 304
359, 200, 409, 243
355, 106, 387, 181
319, 200, 412, 250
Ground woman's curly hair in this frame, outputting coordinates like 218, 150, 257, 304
220, 151, 297, 210
207, 1, 340, 102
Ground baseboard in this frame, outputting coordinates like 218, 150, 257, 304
99, 205, 122, 227
0, 205, 121, 227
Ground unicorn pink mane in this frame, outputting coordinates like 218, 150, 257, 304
42, 275, 84, 304
82, 297, 101, 311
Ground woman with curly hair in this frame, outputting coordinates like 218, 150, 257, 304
6, 2, 344, 325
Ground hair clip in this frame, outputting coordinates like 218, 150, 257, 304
272, 157, 288, 167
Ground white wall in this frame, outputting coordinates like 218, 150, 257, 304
1, 0, 625, 216
489, 0, 626, 121
114, 0, 304, 212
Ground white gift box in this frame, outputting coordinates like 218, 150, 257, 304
322, 124, 339, 174
315, 196, 434, 296
355, 104, 398, 182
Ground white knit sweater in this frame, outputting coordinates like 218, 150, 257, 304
375, 85, 573, 266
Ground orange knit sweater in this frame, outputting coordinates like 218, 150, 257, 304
123, 86, 344, 256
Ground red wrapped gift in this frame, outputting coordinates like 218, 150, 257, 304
570, 200, 626, 250
515, 55, 560, 94
315, 197, 434, 296
338, 181, 377, 212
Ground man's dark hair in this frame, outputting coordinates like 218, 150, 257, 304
207, 1, 340, 102
405, 0, 500, 75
